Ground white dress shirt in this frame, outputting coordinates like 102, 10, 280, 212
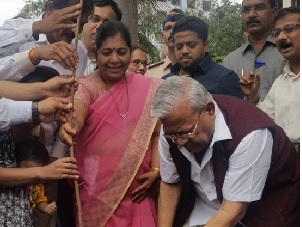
258, 62, 300, 143
159, 102, 273, 226
84, 57, 97, 75
0, 16, 88, 81
0, 98, 32, 131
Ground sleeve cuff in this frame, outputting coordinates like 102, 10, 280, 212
14, 50, 36, 76
11, 100, 32, 125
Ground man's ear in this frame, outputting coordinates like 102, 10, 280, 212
204, 101, 215, 115
203, 40, 209, 52
271, 6, 278, 17
45, 1, 54, 17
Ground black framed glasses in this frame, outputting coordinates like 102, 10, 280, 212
163, 109, 202, 140
272, 24, 300, 38
131, 59, 149, 67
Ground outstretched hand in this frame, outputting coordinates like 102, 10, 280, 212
42, 75, 78, 97
40, 157, 79, 180
32, 4, 82, 36
37, 97, 73, 123
33, 42, 79, 71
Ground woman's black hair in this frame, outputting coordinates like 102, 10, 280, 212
95, 20, 132, 55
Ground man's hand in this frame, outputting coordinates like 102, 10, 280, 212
37, 97, 72, 123
239, 71, 260, 101
42, 75, 78, 97
32, 4, 82, 36
32, 41, 79, 71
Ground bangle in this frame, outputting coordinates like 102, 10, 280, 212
32, 101, 40, 126
150, 167, 160, 178
28, 48, 36, 65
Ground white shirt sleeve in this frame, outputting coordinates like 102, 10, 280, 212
158, 127, 180, 184
222, 128, 273, 202
0, 17, 35, 47
0, 98, 32, 131
0, 18, 37, 81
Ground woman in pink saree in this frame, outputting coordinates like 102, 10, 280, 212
60, 21, 162, 227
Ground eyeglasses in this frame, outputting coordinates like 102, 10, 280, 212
272, 24, 300, 38
131, 59, 149, 67
163, 109, 202, 140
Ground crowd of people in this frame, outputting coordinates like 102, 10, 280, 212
0, 0, 299, 226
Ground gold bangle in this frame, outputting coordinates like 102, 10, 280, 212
151, 167, 160, 177
28, 47, 36, 65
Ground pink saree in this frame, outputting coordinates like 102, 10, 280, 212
74, 73, 162, 227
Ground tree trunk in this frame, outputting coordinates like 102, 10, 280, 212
116, 0, 139, 45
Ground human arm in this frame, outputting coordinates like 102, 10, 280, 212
131, 120, 161, 202
208, 129, 273, 226
158, 181, 181, 227
0, 157, 79, 186
0, 97, 72, 131
205, 200, 249, 227
38, 201, 57, 215
32, 4, 81, 37
0, 75, 77, 100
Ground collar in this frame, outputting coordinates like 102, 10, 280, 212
282, 62, 300, 80
240, 35, 276, 54
210, 101, 232, 147
170, 52, 213, 76
163, 55, 173, 70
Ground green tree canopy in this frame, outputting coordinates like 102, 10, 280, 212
207, 0, 243, 63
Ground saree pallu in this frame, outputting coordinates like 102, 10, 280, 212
75, 74, 162, 227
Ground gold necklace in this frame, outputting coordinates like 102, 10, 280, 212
103, 77, 129, 119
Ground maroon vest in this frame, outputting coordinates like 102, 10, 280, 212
168, 95, 299, 227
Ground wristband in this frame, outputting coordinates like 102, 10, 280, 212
28, 48, 37, 65
32, 101, 40, 126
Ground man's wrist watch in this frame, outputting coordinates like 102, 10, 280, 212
32, 101, 40, 125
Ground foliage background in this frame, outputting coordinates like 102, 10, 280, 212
16, 0, 244, 64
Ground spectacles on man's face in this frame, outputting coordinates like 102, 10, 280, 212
272, 24, 300, 38
163, 109, 202, 140
131, 59, 149, 67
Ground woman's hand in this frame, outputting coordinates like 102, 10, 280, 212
59, 122, 77, 146
40, 157, 79, 180
131, 170, 160, 203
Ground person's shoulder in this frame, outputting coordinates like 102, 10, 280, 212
148, 61, 165, 70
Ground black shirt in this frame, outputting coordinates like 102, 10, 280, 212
163, 53, 244, 99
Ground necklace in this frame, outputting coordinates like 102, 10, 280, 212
103, 77, 129, 119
